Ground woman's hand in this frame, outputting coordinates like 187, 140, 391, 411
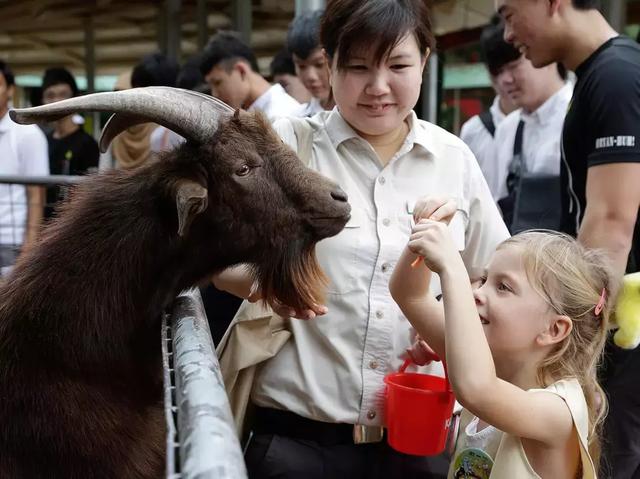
405, 335, 440, 365
269, 298, 328, 320
408, 219, 462, 275
413, 197, 457, 225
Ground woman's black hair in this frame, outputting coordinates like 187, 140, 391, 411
321, 0, 434, 69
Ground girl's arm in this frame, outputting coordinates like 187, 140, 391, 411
416, 221, 576, 448
389, 246, 446, 360
389, 197, 459, 359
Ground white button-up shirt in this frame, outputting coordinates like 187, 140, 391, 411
460, 95, 513, 182
488, 82, 573, 200
0, 111, 49, 246
251, 108, 509, 426
249, 83, 302, 121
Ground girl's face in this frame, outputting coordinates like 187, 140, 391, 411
329, 33, 427, 138
474, 245, 557, 371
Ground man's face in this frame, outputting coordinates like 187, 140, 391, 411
292, 48, 331, 102
494, 55, 561, 112
42, 83, 74, 104
496, 0, 559, 68
0, 72, 14, 118
204, 63, 250, 109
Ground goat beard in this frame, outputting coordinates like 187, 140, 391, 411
251, 239, 327, 312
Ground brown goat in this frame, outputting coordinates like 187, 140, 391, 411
0, 88, 350, 478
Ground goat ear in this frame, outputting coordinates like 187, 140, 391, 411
175, 180, 208, 237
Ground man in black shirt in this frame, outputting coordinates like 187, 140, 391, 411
497, 0, 640, 476
41, 67, 99, 218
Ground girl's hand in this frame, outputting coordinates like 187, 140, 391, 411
413, 197, 457, 225
408, 219, 462, 275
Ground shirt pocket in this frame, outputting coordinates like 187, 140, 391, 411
314, 206, 363, 295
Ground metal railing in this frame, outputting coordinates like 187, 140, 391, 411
163, 289, 248, 479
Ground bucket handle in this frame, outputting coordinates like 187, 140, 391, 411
398, 353, 452, 392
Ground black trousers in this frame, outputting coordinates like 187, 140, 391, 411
245, 407, 449, 479
600, 334, 640, 479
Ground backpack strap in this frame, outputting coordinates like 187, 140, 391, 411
478, 110, 496, 137
288, 117, 314, 167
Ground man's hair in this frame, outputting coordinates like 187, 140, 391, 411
131, 52, 179, 88
480, 14, 521, 76
270, 48, 296, 77
0, 59, 14, 86
42, 66, 78, 96
572, 0, 601, 10
199, 32, 259, 75
287, 9, 324, 60
321, 0, 435, 70
176, 55, 206, 91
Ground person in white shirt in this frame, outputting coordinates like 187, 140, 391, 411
460, 14, 519, 178
481, 20, 571, 231
200, 32, 301, 121
214, 2, 509, 477
270, 48, 312, 104
0, 60, 48, 272
287, 9, 334, 117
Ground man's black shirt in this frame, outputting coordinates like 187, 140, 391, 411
46, 127, 99, 218
561, 36, 640, 272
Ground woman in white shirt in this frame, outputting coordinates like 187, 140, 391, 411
215, 1, 509, 477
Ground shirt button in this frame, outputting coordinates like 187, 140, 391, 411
375, 310, 384, 319
382, 218, 391, 227
381, 262, 391, 273
378, 176, 386, 185
367, 410, 377, 420
369, 360, 379, 370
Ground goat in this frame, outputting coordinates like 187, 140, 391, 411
0, 87, 350, 479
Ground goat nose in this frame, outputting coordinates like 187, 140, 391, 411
331, 188, 348, 203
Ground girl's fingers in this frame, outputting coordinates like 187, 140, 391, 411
429, 200, 457, 223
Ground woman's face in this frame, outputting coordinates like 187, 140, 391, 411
330, 33, 427, 137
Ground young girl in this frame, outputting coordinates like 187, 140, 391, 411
390, 198, 613, 478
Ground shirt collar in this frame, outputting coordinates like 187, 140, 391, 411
249, 84, 281, 112
521, 82, 573, 125
489, 95, 513, 125
325, 108, 433, 155
0, 110, 12, 133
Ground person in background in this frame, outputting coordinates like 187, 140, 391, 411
488, 25, 571, 230
112, 52, 178, 169
40, 67, 99, 219
287, 9, 334, 116
459, 14, 518, 180
214, 1, 509, 477
498, 0, 640, 475
270, 48, 312, 104
0, 59, 48, 273
200, 31, 301, 121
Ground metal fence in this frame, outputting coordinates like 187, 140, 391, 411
164, 289, 248, 479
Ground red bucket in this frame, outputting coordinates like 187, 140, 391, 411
384, 359, 455, 456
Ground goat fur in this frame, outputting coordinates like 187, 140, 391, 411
0, 110, 349, 478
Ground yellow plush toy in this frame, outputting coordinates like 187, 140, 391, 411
614, 272, 640, 349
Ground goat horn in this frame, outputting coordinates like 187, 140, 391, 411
9, 87, 234, 153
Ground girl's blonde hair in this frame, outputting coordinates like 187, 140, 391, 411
500, 230, 616, 466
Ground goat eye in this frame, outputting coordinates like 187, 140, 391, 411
236, 165, 251, 177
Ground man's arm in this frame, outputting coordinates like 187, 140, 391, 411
578, 162, 640, 277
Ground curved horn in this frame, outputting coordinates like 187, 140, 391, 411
9, 87, 234, 152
